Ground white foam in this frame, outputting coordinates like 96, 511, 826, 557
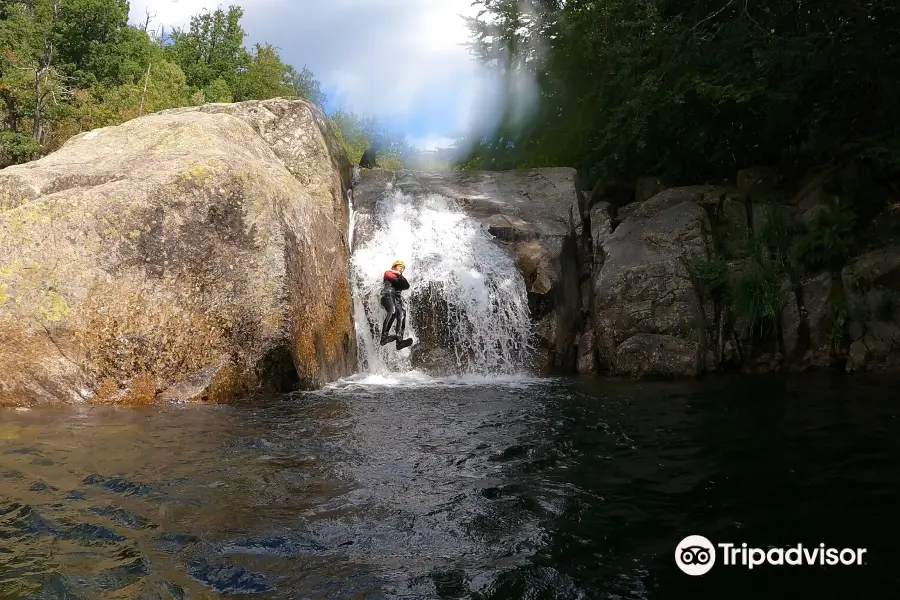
348, 180, 534, 377
315, 370, 543, 394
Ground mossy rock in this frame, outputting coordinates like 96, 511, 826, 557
0, 98, 356, 406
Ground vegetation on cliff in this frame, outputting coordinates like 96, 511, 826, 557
459, 0, 900, 371
0, 1, 415, 170
459, 0, 899, 187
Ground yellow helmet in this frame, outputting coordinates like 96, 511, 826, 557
391, 259, 406, 269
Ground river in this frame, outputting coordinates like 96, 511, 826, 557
2, 372, 899, 598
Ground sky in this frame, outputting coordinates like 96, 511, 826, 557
126, 0, 506, 151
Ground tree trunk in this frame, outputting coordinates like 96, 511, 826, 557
139, 62, 152, 116
0, 92, 18, 131
717, 304, 725, 365
32, 69, 41, 141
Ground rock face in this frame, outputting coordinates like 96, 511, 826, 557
576, 163, 900, 379
576, 329, 596, 374
840, 246, 900, 372
592, 198, 711, 377
351, 167, 582, 374
0, 98, 356, 407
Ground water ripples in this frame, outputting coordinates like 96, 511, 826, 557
2, 373, 900, 597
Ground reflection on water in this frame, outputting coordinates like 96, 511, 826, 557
2, 372, 900, 598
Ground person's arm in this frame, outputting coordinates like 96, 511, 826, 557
384, 271, 410, 290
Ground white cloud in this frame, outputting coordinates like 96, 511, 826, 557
129, 0, 507, 146
128, 0, 227, 34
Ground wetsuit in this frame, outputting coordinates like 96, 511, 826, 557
380, 269, 409, 344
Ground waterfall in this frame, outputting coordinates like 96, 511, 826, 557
348, 178, 534, 377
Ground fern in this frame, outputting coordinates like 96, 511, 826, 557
731, 255, 783, 333
691, 255, 730, 302
792, 197, 857, 273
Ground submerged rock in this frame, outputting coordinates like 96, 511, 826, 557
0, 98, 356, 406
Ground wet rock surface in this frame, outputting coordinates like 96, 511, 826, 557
352, 167, 582, 375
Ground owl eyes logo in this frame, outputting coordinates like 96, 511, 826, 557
675, 535, 868, 574
675, 535, 716, 575
680, 545, 712, 565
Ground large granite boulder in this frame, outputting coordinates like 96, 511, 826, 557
0, 98, 356, 407
593, 196, 712, 377
351, 167, 582, 374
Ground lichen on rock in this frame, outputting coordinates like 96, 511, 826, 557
0, 98, 356, 407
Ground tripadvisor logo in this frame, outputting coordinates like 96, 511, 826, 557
675, 535, 867, 576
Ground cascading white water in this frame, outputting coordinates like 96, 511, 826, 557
348, 179, 534, 376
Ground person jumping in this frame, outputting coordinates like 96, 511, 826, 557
380, 260, 413, 349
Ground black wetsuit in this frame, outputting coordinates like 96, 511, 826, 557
380, 269, 409, 344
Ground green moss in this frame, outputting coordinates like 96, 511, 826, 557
38, 290, 71, 323
180, 163, 213, 183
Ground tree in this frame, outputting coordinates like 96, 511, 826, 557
202, 76, 232, 103
54, 0, 130, 85
285, 64, 324, 106
328, 109, 413, 168
0, 0, 73, 141
102, 58, 190, 120
0, 3, 332, 166
231, 43, 290, 101
461, 0, 900, 187
166, 5, 249, 92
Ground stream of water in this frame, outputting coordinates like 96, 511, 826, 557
348, 178, 533, 376
2, 372, 900, 598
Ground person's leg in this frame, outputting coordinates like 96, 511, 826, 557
395, 301, 406, 338
380, 295, 398, 344
394, 296, 412, 349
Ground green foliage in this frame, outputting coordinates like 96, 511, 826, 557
202, 77, 233, 103
691, 255, 729, 303
461, 0, 900, 186
694, 242, 786, 336
0, 2, 328, 165
230, 43, 299, 101
284, 64, 325, 107
101, 58, 191, 117
792, 197, 857, 274
0, 130, 43, 166
731, 254, 784, 333
329, 109, 413, 168
165, 5, 249, 92
757, 203, 792, 259
330, 110, 378, 165
54, 0, 131, 85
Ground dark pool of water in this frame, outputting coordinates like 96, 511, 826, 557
2, 371, 900, 599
